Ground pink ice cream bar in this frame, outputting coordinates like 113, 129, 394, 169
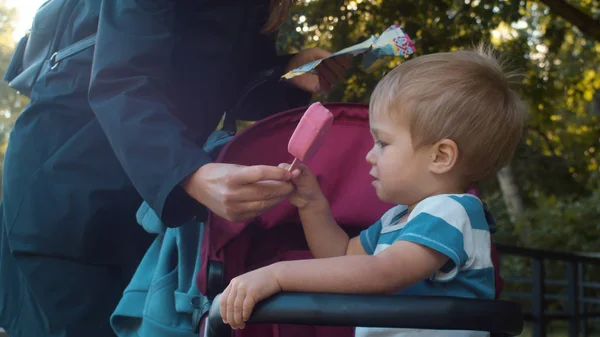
287, 102, 334, 171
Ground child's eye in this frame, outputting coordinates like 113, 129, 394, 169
376, 140, 387, 148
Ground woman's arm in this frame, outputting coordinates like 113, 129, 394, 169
89, 0, 211, 227
89, 0, 215, 227
89, 1, 299, 226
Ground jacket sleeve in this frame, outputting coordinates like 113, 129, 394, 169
88, 0, 211, 227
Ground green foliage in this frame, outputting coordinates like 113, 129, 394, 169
489, 178, 600, 252
515, 188, 600, 251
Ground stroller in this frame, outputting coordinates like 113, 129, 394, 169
191, 100, 524, 337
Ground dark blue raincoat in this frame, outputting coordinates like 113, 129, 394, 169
0, 1, 309, 336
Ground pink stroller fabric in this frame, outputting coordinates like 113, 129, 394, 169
195, 103, 503, 337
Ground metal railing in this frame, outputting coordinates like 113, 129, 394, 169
497, 244, 600, 337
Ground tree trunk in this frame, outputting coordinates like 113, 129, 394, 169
537, 0, 600, 42
497, 164, 526, 221
591, 92, 600, 116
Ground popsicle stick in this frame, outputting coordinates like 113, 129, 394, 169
288, 158, 300, 172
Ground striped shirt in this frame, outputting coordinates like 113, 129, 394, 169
355, 194, 494, 337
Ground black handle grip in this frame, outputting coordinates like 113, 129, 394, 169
205, 292, 523, 337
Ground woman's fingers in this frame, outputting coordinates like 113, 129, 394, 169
285, 48, 351, 94
239, 197, 288, 215
306, 47, 331, 60
228, 165, 292, 186
323, 57, 348, 79
316, 56, 350, 93
224, 180, 294, 203
278, 163, 301, 178
218, 183, 293, 221
335, 55, 352, 69
226, 197, 290, 222
316, 64, 335, 92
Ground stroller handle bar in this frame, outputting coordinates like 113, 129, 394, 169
205, 292, 524, 337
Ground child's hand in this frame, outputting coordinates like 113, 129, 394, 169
278, 163, 326, 210
219, 266, 282, 330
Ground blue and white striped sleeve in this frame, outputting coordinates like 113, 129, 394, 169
395, 195, 471, 270
359, 219, 382, 255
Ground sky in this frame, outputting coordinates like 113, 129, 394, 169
6, 0, 47, 40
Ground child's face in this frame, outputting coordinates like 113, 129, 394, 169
366, 109, 433, 206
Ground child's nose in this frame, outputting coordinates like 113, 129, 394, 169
365, 147, 376, 165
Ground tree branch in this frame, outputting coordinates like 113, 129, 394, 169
536, 0, 600, 42
526, 125, 558, 156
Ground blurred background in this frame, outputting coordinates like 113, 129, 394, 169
0, 0, 598, 336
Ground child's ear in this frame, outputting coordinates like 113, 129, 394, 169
429, 139, 458, 174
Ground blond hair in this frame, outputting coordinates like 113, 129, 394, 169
262, 0, 295, 34
370, 44, 526, 185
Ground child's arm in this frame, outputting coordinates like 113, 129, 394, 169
220, 240, 448, 329
296, 196, 366, 257
282, 163, 365, 258
274, 240, 448, 293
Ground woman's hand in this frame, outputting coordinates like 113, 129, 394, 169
285, 48, 351, 94
182, 163, 299, 222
